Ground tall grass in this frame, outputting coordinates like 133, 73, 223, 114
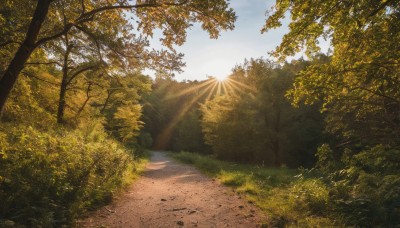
172, 151, 336, 227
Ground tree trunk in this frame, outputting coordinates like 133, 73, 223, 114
273, 103, 281, 167
75, 83, 92, 118
57, 42, 73, 124
101, 90, 114, 113
57, 75, 68, 124
0, 0, 52, 117
273, 138, 281, 167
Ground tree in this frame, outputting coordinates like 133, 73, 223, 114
263, 3, 400, 224
227, 58, 325, 166
173, 109, 209, 153
54, 34, 100, 123
0, 0, 32, 73
263, 0, 400, 147
0, 0, 236, 117
100, 72, 151, 143
46, 6, 148, 123
113, 104, 144, 143
141, 78, 218, 151
201, 95, 264, 162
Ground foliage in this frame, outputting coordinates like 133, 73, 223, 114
2, 73, 57, 127
1, 1, 398, 227
100, 73, 151, 143
262, 0, 399, 61
113, 104, 144, 143
172, 151, 336, 227
265, 0, 400, 147
200, 59, 325, 166
0, 0, 237, 114
137, 131, 153, 150
1, 0, 239, 223
316, 144, 400, 226
0, 0, 32, 67
142, 78, 210, 151
262, 3, 400, 225
201, 95, 264, 162
173, 146, 400, 226
0, 36, 149, 226
136, 0, 236, 48
173, 110, 209, 153
0, 123, 144, 227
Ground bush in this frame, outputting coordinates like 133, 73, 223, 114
0, 123, 133, 226
316, 144, 400, 226
289, 179, 329, 215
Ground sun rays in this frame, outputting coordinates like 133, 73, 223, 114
162, 76, 254, 103
215, 74, 228, 81
153, 76, 255, 149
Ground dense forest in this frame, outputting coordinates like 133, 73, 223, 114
1, 0, 399, 227
143, 59, 326, 167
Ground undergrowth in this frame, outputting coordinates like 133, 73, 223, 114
172, 151, 336, 227
0, 122, 149, 227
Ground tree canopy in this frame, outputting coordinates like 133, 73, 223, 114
0, 0, 236, 115
264, 0, 400, 147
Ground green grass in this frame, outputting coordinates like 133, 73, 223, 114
121, 150, 150, 189
171, 151, 337, 227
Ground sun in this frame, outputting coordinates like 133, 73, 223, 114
215, 74, 228, 82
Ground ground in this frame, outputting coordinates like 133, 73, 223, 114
80, 151, 266, 227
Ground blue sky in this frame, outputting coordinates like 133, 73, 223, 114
146, 0, 327, 81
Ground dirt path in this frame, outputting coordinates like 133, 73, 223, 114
81, 152, 265, 227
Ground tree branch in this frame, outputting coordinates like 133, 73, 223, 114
67, 64, 98, 85
368, 0, 396, 18
72, 1, 187, 55
74, 25, 104, 61
22, 71, 60, 86
75, 81, 92, 118
101, 89, 117, 113
25, 61, 62, 67
80, 0, 86, 16
35, 23, 75, 47
353, 86, 400, 103
0, 40, 22, 47
75, 1, 189, 25
35, 1, 188, 48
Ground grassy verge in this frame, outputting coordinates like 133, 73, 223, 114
120, 150, 150, 190
72, 150, 150, 227
171, 151, 337, 227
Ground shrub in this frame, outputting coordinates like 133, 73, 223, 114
289, 179, 329, 215
0, 123, 133, 226
316, 144, 400, 226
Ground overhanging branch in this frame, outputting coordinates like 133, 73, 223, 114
35, 1, 189, 48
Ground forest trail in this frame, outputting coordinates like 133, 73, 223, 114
80, 151, 265, 227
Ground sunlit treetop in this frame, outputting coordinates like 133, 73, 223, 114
262, 0, 400, 61
263, 0, 400, 146
135, 0, 236, 49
